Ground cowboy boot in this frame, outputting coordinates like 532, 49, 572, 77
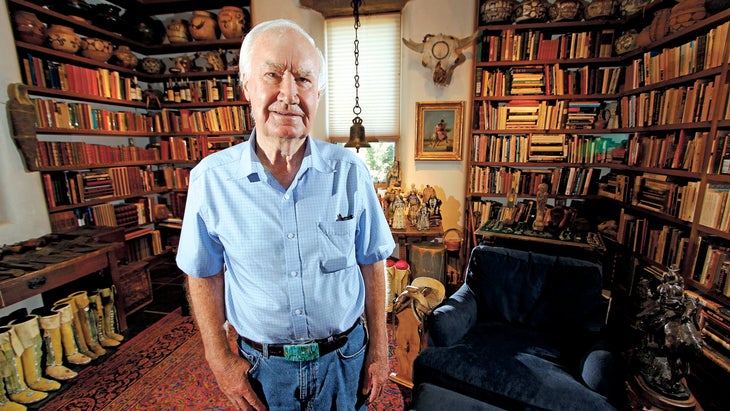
9, 316, 60, 392
0, 379, 25, 411
385, 259, 396, 312
37, 310, 77, 380
99, 287, 124, 342
68, 291, 106, 357
50, 303, 91, 365
0, 326, 47, 405
53, 297, 97, 360
88, 292, 119, 348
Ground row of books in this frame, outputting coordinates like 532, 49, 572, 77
21, 54, 142, 102
625, 130, 707, 172
471, 133, 617, 165
124, 228, 164, 263
33, 99, 151, 132
630, 173, 693, 219
161, 77, 243, 104
699, 184, 730, 231
41, 167, 191, 209
616, 208, 689, 269
685, 290, 730, 372
469, 165, 599, 197
477, 99, 606, 131
152, 106, 251, 134
708, 132, 730, 175
36, 141, 161, 168
692, 240, 730, 295
48, 197, 155, 232
35, 135, 243, 168
476, 29, 615, 63
475, 65, 622, 97
624, 21, 728, 90
619, 79, 723, 128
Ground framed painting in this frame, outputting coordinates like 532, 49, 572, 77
415, 101, 464, 160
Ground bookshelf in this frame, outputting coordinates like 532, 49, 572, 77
6, 0, 253, 312
468, 0, 730, 386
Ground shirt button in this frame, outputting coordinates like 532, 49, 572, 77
295, 309, 302, 315
287, 233, 295, 239
290, 271, 298, 277
284, 194, 290, 200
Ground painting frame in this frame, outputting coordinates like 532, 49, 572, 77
415, 101, 464, 161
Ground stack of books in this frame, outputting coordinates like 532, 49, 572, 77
508, 66, 545, 95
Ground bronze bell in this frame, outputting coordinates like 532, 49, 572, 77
345, 116, 370, 152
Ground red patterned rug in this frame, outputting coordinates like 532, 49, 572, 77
39, 309, 411, 410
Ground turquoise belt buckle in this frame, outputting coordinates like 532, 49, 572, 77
283, 343, 320, 361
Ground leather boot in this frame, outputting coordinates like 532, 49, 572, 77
88, 292, 119, 348
9, 316, 60, 392
0, 326, 47, 405
99, 287, 124, 342
53, 297, 97, 360
385, 259, 396, 312
37, 310, 78, 380
68, 291, 106, 357
50, 303, 91, 365
0, 380, 25, 411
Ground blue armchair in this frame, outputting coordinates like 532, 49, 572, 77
412, 245, 619, 410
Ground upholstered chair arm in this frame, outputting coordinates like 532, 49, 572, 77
426, 284, 478, 347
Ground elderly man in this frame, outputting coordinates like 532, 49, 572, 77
176, 19, 395, 411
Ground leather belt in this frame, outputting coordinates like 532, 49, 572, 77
239, 319, 361, 361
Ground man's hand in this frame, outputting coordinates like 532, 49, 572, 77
208, 352, 266, 411
361, 343, 389, 404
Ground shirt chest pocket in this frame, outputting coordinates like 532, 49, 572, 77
318, 220, 356, 273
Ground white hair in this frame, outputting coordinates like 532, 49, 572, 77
238, 19, 328, 93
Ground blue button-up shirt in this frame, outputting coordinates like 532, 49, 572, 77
176, 130, 395, 344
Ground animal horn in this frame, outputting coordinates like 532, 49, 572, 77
402, 37, 425, 53
456, 31, 479, 49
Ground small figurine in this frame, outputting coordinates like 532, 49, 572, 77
391, 195, 407, 229
416, 204, 431, 231
532, 182, 549, 232
633, 267, 703, 405
386, 160, 401, 189
426, 194, 442, 226
406, 184, 421, 226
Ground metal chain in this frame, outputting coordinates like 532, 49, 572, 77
352, 0, 362, 117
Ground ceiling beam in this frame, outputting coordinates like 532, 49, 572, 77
300, 0, 410, 18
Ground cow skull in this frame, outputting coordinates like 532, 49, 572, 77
403, 32, 478, 86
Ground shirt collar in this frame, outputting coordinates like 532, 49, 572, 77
241, 128, 334, 180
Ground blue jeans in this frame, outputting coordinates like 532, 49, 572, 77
238, 322, 368, 411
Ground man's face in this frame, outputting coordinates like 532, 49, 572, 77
242, 29, 321, 141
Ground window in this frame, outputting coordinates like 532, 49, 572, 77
336, 141, 396, 184
325, 13, 401, 140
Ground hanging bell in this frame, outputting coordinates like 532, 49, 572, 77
345, 116, 370, 152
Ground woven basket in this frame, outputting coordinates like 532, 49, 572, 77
443, 228, 463, 252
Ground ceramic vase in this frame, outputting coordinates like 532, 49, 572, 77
218, 6, 249, 39
549, 0, 584, 22
80, 38, 113, 62
13, 10, 46, 45
189, 10, 218, 41
110, 45, 138, 69
513, 0, 549, 23
139, 57, 166, 74
90, 3, 123, 33
46, 24, 81, 54
166, 18, 189, 43
584, 0, 617, 20
480, 0, 516, 24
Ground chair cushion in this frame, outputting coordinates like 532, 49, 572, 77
413, 322, 616, 411
466, 246, 604, 331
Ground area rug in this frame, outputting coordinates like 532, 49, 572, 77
39, 309, 410, 410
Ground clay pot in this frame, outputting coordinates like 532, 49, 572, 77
614, 29, 638, 55
513, 0, 549, 23
91, 3, 123, 33
80, 37, 113, 62
584, 0, 617, 20
189, 10, 218, 41
46, 24, 81, 54
139, 57, 166, 74
13, 10, 46, 45
218, 6, 249, 39
549, 0, 584, 22
668, 0, 707, 33
619, 0, 650, 18
166, 18, 189, 43
480, 0, 516, 24
122, 6, 166, 45
110, 45, 138, 69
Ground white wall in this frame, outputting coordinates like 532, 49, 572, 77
0, 0, 52, 245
